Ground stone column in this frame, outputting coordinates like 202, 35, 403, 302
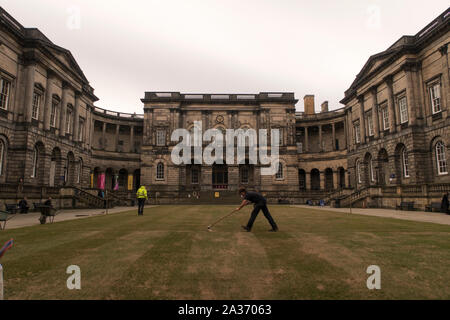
305, 172, 311, 190
130, 125, 135, 152
202, 111, 207, 132
304, 127, 309, 152
228, 165, 239, 191
43, 72, 55, 131
333, 170, 339, 190
318, 125, 323, 151
319, 171, 325, 190
102, 122, 106, 150
346, 111, 352, 150
332, 123, 336, 150
73, 92, 81, 141
115, 124, 120, 151
59, 84, 69, 137
384, 75, 396, 133
23, 63, 36, 122
358, 95, 366, 144
370, 86, 379, 138
201, 166, 212, 191
346, 170, 352, 188
403, 63, 419, 126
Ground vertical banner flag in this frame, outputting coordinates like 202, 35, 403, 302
114, 174, 119, 191
128, 174, 133, 191
99, 173, 105, 190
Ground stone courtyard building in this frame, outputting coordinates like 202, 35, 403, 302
0, 7, 448, 209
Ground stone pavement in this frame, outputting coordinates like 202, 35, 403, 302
292, 205, 450, 226
2, 206, 149, 230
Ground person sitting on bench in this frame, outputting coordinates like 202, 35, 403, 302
18, 196, 29, 214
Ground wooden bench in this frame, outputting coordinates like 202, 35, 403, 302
396, 202, 415, 211
33, 202, 45, 211
0, 211, 14, 230
4, 203, 19, 214
425, 202, 442, 212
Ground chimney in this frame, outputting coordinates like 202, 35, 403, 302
304, 95, 315, 115
321, 101, 329, 113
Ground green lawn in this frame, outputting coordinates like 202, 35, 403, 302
1, 205, 450, 299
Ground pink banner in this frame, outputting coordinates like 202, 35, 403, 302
98, 173, 105, 190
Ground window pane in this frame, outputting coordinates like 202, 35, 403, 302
436, 142, 448, 174
32, 93, 40, 120
399, 97, 408, 123
0, 79, 11, 110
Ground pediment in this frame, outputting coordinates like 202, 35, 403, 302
43, 43, 88, 83
349, 48, 400, 89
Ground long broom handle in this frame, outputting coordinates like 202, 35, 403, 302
0, 264, 3, 300
209, 209, 237, 228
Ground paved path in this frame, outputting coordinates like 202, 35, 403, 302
2, 206, 152, 230
292, 205, 450, 226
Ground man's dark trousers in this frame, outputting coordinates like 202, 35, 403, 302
138, 198, 145, 215
246, 202, 278, 231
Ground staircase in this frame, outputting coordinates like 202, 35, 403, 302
64, 187, 107, 208
106, 191, 130, 207
323, 188, 352, 205
339, 187, 373, 207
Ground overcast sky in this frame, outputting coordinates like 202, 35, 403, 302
1, 1, 448, 113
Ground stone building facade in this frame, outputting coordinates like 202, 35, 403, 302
0, 7, 448, 208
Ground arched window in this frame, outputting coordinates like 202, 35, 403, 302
0, 139, 5, 176
356, 160, 362, 184
77, 158, 83, 184
369, 155, 375, 182
31, 146, 38, 178
402, 148, 409, 178
436, 142, 448, 175
275, 162, 283, 180
156, 162, 164, 180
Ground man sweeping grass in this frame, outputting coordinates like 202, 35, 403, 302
236, 187, 279, 232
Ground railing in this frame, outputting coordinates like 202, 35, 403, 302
213, 185, 228, 190
142, 92, 297, 103
428, 184, 450, 193
106, 191, 129, 206
61, 186, 105, 208
401, 185, 422, 194
93, 106, 144, 119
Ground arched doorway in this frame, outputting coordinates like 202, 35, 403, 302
298, 169, 306, 190
394, 143, 408, 184
65, 152, 75, 186
105, 168, 115, 190
311, 169, 320, 190
377, 149, 389, 186
338, 167, 345, 188
49, 147, 62, 187
93, 167, 101, 189
118, 169, 128, 190
133, 169, 141, 191
325, 168, 333, 190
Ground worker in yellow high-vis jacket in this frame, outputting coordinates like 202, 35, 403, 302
136, 185, 148, 216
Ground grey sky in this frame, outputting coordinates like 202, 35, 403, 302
1, 0, 448, 113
